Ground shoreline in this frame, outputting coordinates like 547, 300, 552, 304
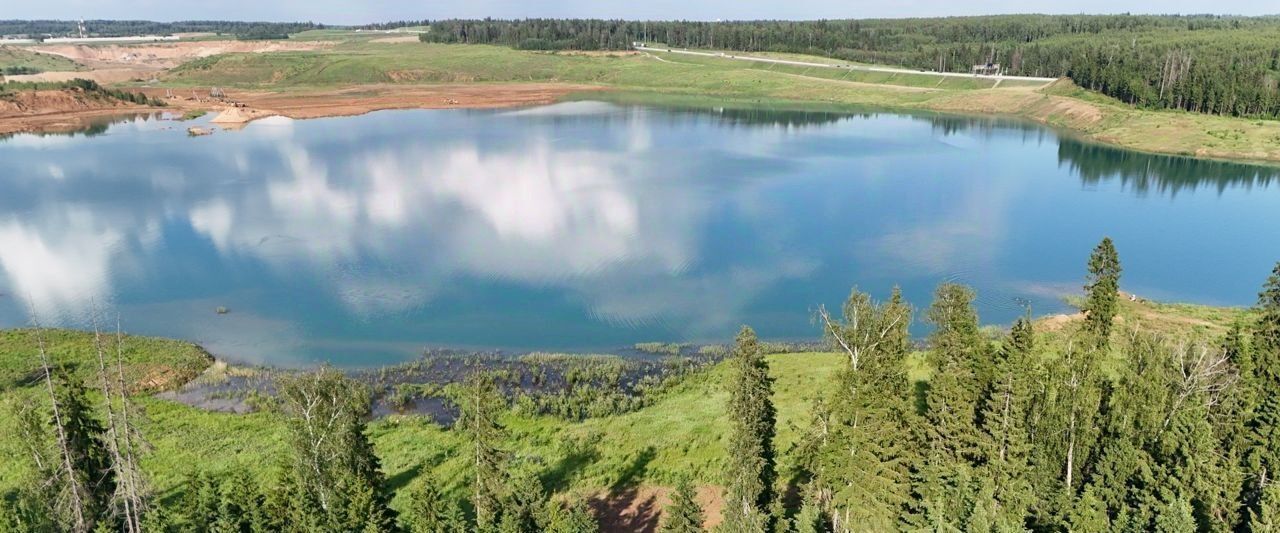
0, 82, 602, 135
2, 294, 1249, 421
4, 80, 1278, 167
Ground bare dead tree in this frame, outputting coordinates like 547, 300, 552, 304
90, 311, 132, 532
89, 306, 148, 533
113, 315, 148, 532
29, 308, 90, 532
816, 292, 906, 371
1162, 341, 1237, 431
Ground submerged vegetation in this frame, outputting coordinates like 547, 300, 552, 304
2, 240, 1278, 531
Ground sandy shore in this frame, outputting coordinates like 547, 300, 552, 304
0, 83, 604, 135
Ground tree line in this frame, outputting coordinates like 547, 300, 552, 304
0, 20, 320, 40
415, 15, 1280, 119
704, 238, 1280, 532
5, 237, 1280, 531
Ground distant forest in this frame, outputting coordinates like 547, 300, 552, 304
412, 15, 1280, 119
0, 20, 320, 40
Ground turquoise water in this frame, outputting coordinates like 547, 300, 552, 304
0, 102, 1276, 366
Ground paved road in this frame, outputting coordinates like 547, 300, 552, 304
633, 45, 1060, 84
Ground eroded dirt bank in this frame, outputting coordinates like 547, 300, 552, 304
0, 88, 151, 136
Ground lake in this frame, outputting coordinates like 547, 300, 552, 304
1, 102, 1277, 366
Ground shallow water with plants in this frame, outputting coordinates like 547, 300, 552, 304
0, 102, 1276, 366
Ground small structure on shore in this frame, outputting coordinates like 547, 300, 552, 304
972, 63, 1001, 76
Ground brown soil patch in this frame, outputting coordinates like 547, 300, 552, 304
589, 485, 723, 533
1034, 96, 1105, 127
1036, 313, 1083, 333
136, 365, 181, 393
199, 83, 604, 121
27, 40, 334, 70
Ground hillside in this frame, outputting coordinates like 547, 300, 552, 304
0, 79, 165, 135
418, 16, 1280, 120
159, 41, 1280, 163
0, 291, 1260, 530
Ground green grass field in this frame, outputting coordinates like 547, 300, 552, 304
0, 46, 84, 74
0, 295, 1248, 514
0, 326, 843, 511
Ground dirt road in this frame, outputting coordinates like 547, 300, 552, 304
633, 44, 1060, 85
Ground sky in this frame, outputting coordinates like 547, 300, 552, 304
5, 1, 1276, 25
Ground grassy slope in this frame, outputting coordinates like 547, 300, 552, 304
0, 46, 84, 74
0, 330, 213, 496
0, 330, 842, 508
0, 296, 1250, 512
0, 328, 210, 393
160, 41, 1280, 164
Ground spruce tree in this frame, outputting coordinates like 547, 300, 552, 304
1037, 339, 1104, 508
1250, 483, 1280, 533
722, 326, 777, 533
804, 287, 915, 530
1083, 237, 1122, 348
1245, 263, 1280, 524
790, 489, 830, 533
52, 368, 116, 530
403, 478, 468, 533
1074, 333, 1161, 524
543, 499, 598, 533
976, 317, 1036, 524
1222, 322, 1258, 453
456, 372, 507, 532
912, 283, 988, 526
338, 473, 398, 533
0, 489, 57, 533
139, 504, 178, 533
661, 478, 704, 533
182, 471, 221, 531
212, 471, 261, 533
501, 465, 547, 532
1067, 488, 1111, 533
1253, 262, 1280, 388
1153, 492, 1196, 533
257, 469, 300, 533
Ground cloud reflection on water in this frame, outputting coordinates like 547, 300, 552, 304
0, 103, 1274, 365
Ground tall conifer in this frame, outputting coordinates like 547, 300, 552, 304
457, 372, 507, 532
722, 326, 776, 533
1083, 237, 1122, 348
